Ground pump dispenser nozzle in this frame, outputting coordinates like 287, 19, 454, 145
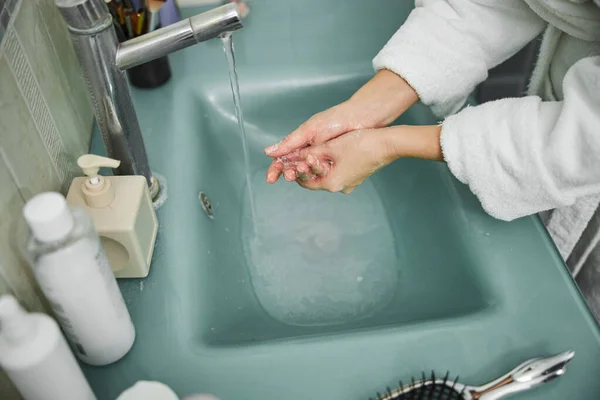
77, 155, 121, 208
78, 155, 120, 180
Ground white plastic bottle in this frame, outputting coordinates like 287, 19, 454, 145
0, 295, 97, 400
116, 380, 222, 400
21, 192, 135, 366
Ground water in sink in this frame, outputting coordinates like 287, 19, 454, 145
241, 171, 399, 327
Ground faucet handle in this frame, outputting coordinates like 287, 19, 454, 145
77, 154, 121, 178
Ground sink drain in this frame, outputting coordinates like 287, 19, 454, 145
199, 192, 214, 219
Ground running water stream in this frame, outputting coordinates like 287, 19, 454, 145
220, 32, 257, 231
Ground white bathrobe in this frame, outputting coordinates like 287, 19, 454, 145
373, 0, 600, 317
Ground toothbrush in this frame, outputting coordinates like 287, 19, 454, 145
146, 0, 167, 32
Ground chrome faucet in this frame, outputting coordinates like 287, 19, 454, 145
56, 0, 242, 198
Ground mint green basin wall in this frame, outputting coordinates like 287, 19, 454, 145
82, 1, 600, 399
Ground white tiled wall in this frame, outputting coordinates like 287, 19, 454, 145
0, 0, 94, 397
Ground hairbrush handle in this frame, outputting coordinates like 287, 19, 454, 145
473, 351, 574, 400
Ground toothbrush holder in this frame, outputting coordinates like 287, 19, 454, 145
126, 55, 172, 89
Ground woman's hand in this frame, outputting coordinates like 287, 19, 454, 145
292, 129, 391, 194
283, 125, 443, 194
265, 70, 419, 184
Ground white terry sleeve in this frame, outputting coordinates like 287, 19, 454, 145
441, 56, 600, 221
373, 0, 546, 117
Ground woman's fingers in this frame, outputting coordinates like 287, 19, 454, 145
266, 160, 284, 184
295, 162, 311, 181
297, 146, 332, 179
264, 104, 354, 159
283, 168, 297, 181
266, 143, 333, 184
264, 122, 314, 158
306, 154, 327, 176
266, 149, 306, 183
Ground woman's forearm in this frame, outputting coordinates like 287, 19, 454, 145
348, 70, 419, 129
382, 124, 444, 163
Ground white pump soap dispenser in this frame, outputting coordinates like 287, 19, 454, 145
66, 154, 158, 278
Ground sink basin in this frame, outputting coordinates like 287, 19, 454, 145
182, 74, 489, 346
81, 1, 600, 399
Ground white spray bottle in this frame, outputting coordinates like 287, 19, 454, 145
0, 295, 96, 400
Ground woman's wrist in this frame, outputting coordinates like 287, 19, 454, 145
381, 124, 444, 164
347, 69, 419, 129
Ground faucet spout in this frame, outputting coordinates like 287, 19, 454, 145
116, 3, 242, 70
55, 0, 243, 199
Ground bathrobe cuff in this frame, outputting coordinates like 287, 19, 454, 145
441, 57, 600, 221
373, 0, 545, 117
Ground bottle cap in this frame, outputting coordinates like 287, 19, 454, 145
0, 295, 21, 320
23, 192, 74, 243
0, 295, 31, 343
116, 381, 180, 400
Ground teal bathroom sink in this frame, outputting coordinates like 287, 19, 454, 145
82, 1, 600, 399
182, 75, 489, 346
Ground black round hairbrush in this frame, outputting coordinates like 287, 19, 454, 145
371, 351, 574, 400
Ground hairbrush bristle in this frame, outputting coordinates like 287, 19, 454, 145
370, 371, 464, 400
451, 375, 459, 391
